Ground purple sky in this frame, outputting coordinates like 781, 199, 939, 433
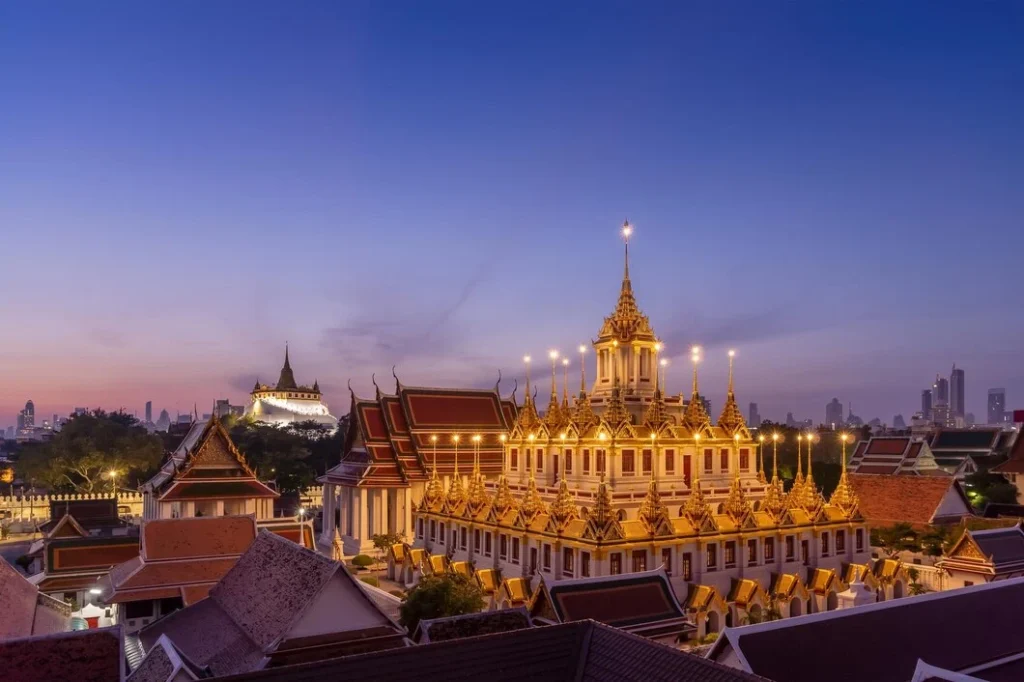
2, 2, 1023, 428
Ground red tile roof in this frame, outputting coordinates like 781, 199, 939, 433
866, 437, 911, 455
849, 474, 972, 526
0, 626, 122, 682
0, 559, 70, 639
142, 516, 258, 560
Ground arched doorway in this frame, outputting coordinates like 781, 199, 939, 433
893, 581, 905, 599
790, 598, 803, 617
826, 591, 838, 611
706, 611, 721, 633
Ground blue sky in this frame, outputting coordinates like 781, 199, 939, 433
1, 1, 1022, 427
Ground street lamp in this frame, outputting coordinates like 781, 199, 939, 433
108, 470, 118, 495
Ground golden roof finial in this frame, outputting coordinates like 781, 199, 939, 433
517, 355, 540, 429
549, 476, 579, 529
717, 349, 747, 433
829, 433, 859, 515
544, 350, 563, 428
598, 222, 655, 343
684, 348, 711, 430
757, 434, 767, 484
491, 474, 517, 515
423, 434, 444, 508
466, 434, 489, 514
723, 473, 753, 522
520, 476, 548, 520
592, 471, 615, 526
638, 476, 670, 531
561, 357, 570, 413
578, 345, 587, 393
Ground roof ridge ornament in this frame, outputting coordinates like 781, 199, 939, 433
717, 350, 748, 434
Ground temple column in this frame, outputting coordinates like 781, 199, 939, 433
321, 485, 334, 541
358, 488, 368, 545
404, 488, 412, 540
382, 488, 391, 535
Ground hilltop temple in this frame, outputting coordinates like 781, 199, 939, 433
246, 346, 339, 429
321, 223, 872, 632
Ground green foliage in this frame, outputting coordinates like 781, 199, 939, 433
16, 410, 163, 493
964, 471, 1019, 509
398, 573, 485, 631
352, 554, 375, 568
371, 532, 404, 569
871, 522, 919, 557
227, 419, 343, 494
359, 575, 380, 588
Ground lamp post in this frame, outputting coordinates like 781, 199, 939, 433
108, 470, 118, 495
840, 433, 849, 474
771, 432, 780, 481
757, 434, 766, 482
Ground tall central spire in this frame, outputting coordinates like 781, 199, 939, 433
275, 343, 298, 390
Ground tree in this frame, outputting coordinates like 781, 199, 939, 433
16, 410, 163, 493
871, 522, 918, 557
372, 532, 404, 570
906, 567, 930, 596
399, 573, 485, 631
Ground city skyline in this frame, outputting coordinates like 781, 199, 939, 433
3, 3, 1024, 427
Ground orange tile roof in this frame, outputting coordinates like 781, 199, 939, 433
142, 516, 258, 560
849, 474, 971, 526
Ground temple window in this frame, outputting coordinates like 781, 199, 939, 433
856, 529, 864, 552
599, 350, 609, 381
451, 528, 457, 547
706, 544, 718, 571
801, 540, 810, 565
543, 544, 552, 571
720, 449, 730, 473
632, 550, 647, 573
610, 552, 623, 575
704, 449, 713, 474
553, 453, 559, 477
765, 537, 775, 562
662, 548, 672, 576
564, 449, 573, 474
430, 521, 437, 542
439, 523, 445, 544
622, 450, 635, 475
597, 450, 607, 475
682, 552, 693, 581
583, 449, 591, 474
417, 519, 424, 539
473, 529, 480, 552
530, 547, 538, 573
535, 449, 543, 473
836, 530, 846, 553
460, 527, 468, 551
739, 448, 750, 471
510, 448, 519, 470
484, 532, 492, 557
641, 449, 652, 476
665, 449, 675, 474
581, 552, 591, 577
563, 548, 574, 577
512, 537, 521, 564
499, 534, 508, 560
683, 454, 691, 486
785, 535, 795, 561
724, 541, 737, 569
821, 532, 830, 557
747, 539, 758, 567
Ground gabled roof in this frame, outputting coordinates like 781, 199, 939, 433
938, 524, 1024, 578
127, 633, 209, 682
0, 558, 70, 639
413, 607, 533, 644
850, 437, 941, 476
0, 625, 123, 682
211, 619, 764, 682
992, 429, 1024, 474
39, 498, 123, 535
528, 568, 692, 640
105, 516, 258, 605
849, 474, 972, 527
139, 531, 405, 677
707, 578, 1024, 682
930, 427, 1003, 452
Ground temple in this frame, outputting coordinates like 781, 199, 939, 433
326, 224, 872, 633
246, 346, 339, 429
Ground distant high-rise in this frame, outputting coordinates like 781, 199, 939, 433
825, 398, 843, 428
989, 389, 1007, 425
893, 414, 907, 430
748, 402, 761, 428
21, 400, 35, 428
934, 376, 949, 406
145, 401, 153, 423
950, 365, 965, 418
921, 389, 933, 420
966, 412, 976, 426
786, 412, 797, 428
156, 409, 171, 432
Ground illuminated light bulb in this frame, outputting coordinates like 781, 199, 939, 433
578, 345, 587, 354
728, 349, 736, 358
549, 349, 559, 360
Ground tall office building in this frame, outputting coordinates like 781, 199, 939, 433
748, 402, 761, 427
825, 398, 844, 428
921, 389, 933, 420
19, 400, 35, 428
989, 389, 1007, 425
145, 401, 153, 423
950, 365, 965, 418
934, 376, 949, 406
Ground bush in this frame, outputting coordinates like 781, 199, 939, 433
399, 573, 485, 631
352, 554, 374, 569
359, 576, 380, 588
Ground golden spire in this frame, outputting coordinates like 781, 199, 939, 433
445, 434, 466, 510
723, 472, 753, 522
757, 434, 767, 484
517, 355, 540, 429
591, 472, 615, 527
549, 476, 579, 529
579, 344, 587, 393
466, 435, 489, 514
423, 434, 444, 508
638, 438, 669, 531
544, 350, 563, 428
717, 349, 747, 433
561, 358, 570, 413
644, 343, 669, 427
519, 436, 547, 520
684, 347, 710, 429
491, 474, 517, 515
830, 433, 859, 514
599, 221, 655, 343
801, 432, 825, 510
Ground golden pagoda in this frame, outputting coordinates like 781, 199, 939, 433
549, 477, 580, 530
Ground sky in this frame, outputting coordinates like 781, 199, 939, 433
1, 1, 1023, 428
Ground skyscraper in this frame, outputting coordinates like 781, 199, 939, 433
934, 376, 949, 406
825, 398, 843, 428
748, 402, 761, 428
21, 400, 35, 428
921, 389, 933, 420
950, 365, 965, 419
893, 414, 907, 429
989, 389, 1006, 425
145, 401, 153, 423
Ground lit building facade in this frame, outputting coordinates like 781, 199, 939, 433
245, 346, 338, 429
326, 225, 870, 630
